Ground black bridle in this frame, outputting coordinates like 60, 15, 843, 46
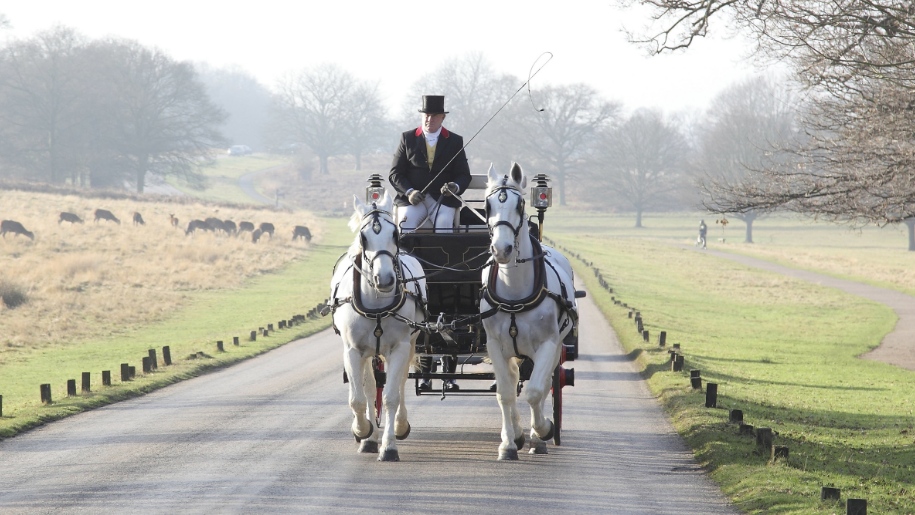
485, 176, 526, 246
357, 205, 402, 291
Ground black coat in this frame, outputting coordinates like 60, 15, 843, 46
389, 127, 472, 208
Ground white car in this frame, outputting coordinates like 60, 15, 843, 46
227, 145, 252, 156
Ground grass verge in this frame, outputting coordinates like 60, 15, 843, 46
546, 212, 915, 514
0, 216, 351, 439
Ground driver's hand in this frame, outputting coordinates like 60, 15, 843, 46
408, 190, 425, 205
440, 182, 459, 196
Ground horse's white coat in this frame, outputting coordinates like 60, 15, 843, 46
329, 192, 427, 460
481, 163, 578, 459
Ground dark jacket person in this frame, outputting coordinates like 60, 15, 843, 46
389, 95, 472, 230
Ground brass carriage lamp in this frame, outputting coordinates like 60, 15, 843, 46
366, 173, 385, 204
531, 174, 552, 241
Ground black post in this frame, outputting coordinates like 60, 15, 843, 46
129, 365, 136, 379
250, 330, 257, 342
846, 499, 867, 515
729, 409, 743, 424
121, 363, 130, 381
142, 357, 151, 373
268, 323, 274, 331
756, 427, 773, 452
233, 336, 239, 346
705, 383, 717, 407
102, 370, 111, 386
658, 331, 666, 347
148, 349, 158, 370
66, 379, 77, 397
81, 372, 91, 392
0, 395, 3, 417
162, 346, 172, 366
216, 340, 225, 352
40, 384, 52, 404
642, 330, 649, 342
820, 487, 841, 501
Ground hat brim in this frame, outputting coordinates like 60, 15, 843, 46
418, 109, 448, 114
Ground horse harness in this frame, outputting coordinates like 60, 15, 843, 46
325, 206, 427, 356
480, 179, 578, 360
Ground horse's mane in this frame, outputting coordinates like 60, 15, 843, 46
346, 211, 362, 259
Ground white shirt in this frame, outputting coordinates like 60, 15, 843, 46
423, 127, 442, 147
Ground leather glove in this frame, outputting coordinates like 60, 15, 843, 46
440, 182, 459, 196
407, 190, 425, 205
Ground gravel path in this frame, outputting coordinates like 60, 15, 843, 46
705, 248, 915, 371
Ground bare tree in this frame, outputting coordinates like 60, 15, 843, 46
510, 84, 620, 205
83, 38, 226, 192
0, 26, 89, 184
270, 64, 367, 174
694, 75, 800, 243
197, 64, 272, 152
588, 108, 688, 226
344, 80, 388, 170
624, 0, 915, 248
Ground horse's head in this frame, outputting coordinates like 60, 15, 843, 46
350, 191, 400, 293
485, 163, 528, 264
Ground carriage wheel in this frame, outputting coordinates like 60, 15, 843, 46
551, 365, 563, 446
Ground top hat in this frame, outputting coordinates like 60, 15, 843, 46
419, 95, 448, 114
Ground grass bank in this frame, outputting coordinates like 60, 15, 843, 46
546, 210, 915, 514
0, 216, 351, 439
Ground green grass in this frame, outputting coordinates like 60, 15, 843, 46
167, 155, 291, 205
0, 216, 352, 439
545, 210, 915, 514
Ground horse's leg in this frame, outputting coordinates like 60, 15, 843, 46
393, 340, 414, 441
490, 343, 522, 460
379, 341, 411, 461
359, 360, 380, 453
526, 337, 562, 454
344, 347, 376, 452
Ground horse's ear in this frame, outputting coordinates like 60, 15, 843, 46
353, 194, 367, 217
380, 190, 394, 213
510, 162, 526, 189
487, 163, 500, 184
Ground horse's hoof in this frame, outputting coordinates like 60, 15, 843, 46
395, 423, 411, 440
358, 439, 379, 453
534, 420, 554, 442
514, 435, 525, 451
498, 448, 519, 461
529, 440, 548, 455
379, 449, 400, 462
353, 423, 374, 443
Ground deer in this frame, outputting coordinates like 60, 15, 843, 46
237, 221, 255, 235
292, 225, 312, 242
223, 220, 237, 236
169, 214, 179, 229
185, 219, 213, 235
251, 228, 263, 243
258, 222, 275, 238
1, 220, 35, 240
132, 212, 145, 226
94, 209, 120, 224
59, 212, 84, 224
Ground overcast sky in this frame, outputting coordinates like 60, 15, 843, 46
2, 1, 765, 116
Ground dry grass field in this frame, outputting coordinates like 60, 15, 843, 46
0, 188, 320, 363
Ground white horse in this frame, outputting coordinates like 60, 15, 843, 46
480, 163, 578, 460
328, 191, 427, 461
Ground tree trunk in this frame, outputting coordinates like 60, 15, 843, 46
556, 171, 567, 206
319, 154, 329, 175
136, 155, 148, 193
353, 153, 362, 171
745, 218, 754, 243
635, 208, 643, 228
906, 218, 915, 251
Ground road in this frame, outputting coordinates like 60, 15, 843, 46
0, 290, 738, 514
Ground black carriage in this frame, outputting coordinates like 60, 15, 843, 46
364, 172, 582, 446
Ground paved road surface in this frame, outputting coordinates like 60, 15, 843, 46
0, 290, 737, 514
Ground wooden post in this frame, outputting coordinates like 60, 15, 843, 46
102, 370, 111, 386
250, 330, 257, 342
268, 323, 274, 331
162, 346, 172, 366
691, 376, 703, 389
142, 357, 151, 373
216, 340, 225, 352
846, 499, 867, 515
1, 395, 3, 417
729, 409, 743, 424
739, 423, 755, 435
642, 330, 649, 342
672, 354, 684, 372
233, 336, 239, 346
772, 445, 789, 461
637, 319, 644, 333
81, 372, 91, 392
690, 369, 701, 378
262, 328, 269, 337
628, 310, 633, 319
672, 343, 681, 351
658, 331, 666, 347
148, 349, 158, 370
67, 379, 77, 397
121, 363, 130, 382
705, 383, 717, 407
279, 320, 286, 329
129, 366, 136, 379
40, 384, 52, 404
756, 427, 773, 452
820, 487, 841, 500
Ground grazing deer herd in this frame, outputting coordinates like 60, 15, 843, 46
2, 208, 312, 246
